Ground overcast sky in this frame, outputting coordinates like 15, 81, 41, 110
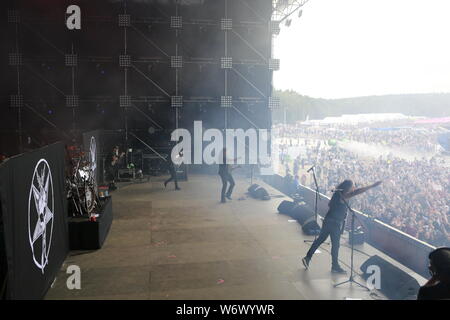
272, 0, 450, 99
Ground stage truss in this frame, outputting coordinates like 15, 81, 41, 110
3, 0, 308, 155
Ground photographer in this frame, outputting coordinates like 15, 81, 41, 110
417, 247, 450, 300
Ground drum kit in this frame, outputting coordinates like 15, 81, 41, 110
66, 147, 99, 217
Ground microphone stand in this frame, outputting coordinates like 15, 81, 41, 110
304, 166, 328, 244
334, 193, 369, 291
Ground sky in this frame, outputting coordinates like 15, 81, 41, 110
272, 0, 450, 99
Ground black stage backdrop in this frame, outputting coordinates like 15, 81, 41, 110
82, 130, 102, 186
0, 142, 69, 299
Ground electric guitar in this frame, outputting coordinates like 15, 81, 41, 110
111, 152, 125, 166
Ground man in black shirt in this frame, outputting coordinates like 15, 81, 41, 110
164, 138, 184, 190
107, 146, 124, 190
302, 179, 382, 273
417, 247, 450, 300
164, 155, 180, 191
218, 148, 236, 203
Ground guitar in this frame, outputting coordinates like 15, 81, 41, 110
111, 152, 125, 166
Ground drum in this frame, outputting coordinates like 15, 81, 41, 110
78, 168, 90, 181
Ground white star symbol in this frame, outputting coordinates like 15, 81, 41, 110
30, 164, 53, 272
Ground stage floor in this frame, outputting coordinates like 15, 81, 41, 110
45, 174, 425, 300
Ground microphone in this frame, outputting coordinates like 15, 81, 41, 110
307, 165, 315, 173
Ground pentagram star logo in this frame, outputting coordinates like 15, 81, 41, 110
28, 159, 54, 274
90, 136, 97, 177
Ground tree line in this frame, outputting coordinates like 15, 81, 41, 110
272, 90, 450, 123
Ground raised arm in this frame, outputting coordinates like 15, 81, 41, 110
344, 181, 382, 199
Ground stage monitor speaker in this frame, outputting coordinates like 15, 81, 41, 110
249, 184, 270, 200
277, 200, 296, 216
254, 186, 270, 200
290, 204, 314, 225
349, 229, 365, 245
302, 220, 321, 236
277, 201, 321, 235
360, 255, 421, 300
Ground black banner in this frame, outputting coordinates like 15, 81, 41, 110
0, 142, 69, 299
82, 130, 102, 186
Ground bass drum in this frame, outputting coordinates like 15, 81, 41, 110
78, 165, 91, 182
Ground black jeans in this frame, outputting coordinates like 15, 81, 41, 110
219, 172, 235, 201
165, 165, 179, 189
306, 218, 343, 267
107, 165, 118, 183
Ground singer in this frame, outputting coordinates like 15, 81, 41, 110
302, 179, 382, 273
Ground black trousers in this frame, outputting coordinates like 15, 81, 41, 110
165, 165, 179, 189
107, 165, 118, 182
219, 172, 235, 201
306, 218, 342, 267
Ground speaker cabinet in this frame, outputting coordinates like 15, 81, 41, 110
360, 255, 421, 300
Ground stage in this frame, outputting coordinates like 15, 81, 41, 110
45, 174, 426, 300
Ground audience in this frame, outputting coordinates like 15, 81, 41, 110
276, 123, 450, 247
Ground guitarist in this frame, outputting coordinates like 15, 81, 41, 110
107, 146, 125, 190
218, 148, 240, 203
164, 142, 181, 191
302, 179, 382, 273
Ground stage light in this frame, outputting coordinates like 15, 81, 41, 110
221, 18, 232, 30
171, 56, 183, 68
65, 54, 77, 67
9, 53, 23, 66
119, 55, 131, 67
120, 95, 131, 108
171, 16, 182, 29
221, 57, 232, 69
221, 96, 232, 108
171, 96, 183, 108
269, 21, 280, 35
269, 59, 280, 71
268, 97, 280, 109
66, 95, 79, 108
8, 9, 20, 23
118, 14, 131, 27
10, 95, 23, 109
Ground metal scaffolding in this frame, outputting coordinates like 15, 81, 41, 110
5, 0, 289, 155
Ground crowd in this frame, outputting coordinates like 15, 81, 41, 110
277, 125, 449, 247
274, 123, 443, 154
